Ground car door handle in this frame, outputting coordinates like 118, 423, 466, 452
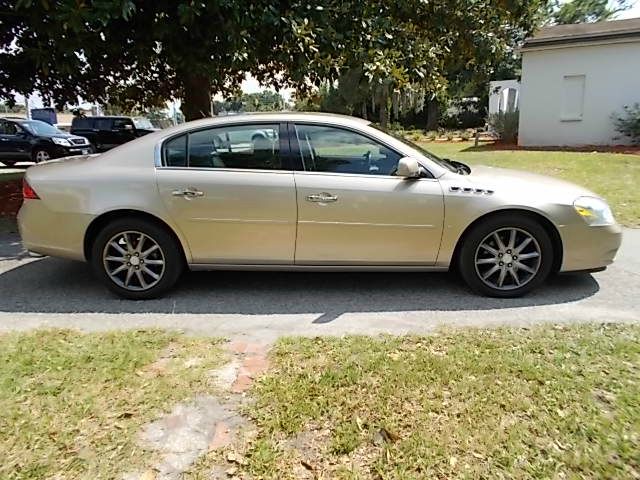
172, 188, 204, 198
306, 192, 338, 203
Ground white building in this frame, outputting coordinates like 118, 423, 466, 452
518, 18, 640, 147
488, 80, 520, 115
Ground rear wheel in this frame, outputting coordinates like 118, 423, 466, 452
91, 219, 184, 299
1, 160, 16, 167
458, 214, 554, 297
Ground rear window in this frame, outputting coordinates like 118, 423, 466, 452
71, 117, 93, 129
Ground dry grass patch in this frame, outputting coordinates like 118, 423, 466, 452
238, 324, 640, 479
0, 329, 225, 480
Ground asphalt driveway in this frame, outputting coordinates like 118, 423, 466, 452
0, 229, 638, 341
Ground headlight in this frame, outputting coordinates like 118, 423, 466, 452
573, 196, 615, 226
51, 137, 71, 146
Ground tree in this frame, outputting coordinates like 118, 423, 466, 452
548, 0, 630, 24
1, 1, 546, 124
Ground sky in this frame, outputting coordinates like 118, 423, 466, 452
13, 0, 640, 111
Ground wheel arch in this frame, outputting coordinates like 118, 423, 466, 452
450, 208, 563, 274
83, 209, 190, 264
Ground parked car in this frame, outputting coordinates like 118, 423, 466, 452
70, 116, 158, 152
18, 113, 621, 299
0, 117, 92, 166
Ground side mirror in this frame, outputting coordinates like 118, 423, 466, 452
396, 157, 421, 178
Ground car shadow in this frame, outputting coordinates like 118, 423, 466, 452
0, 257, 599, 317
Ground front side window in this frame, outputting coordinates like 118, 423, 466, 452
163, 124, 281, 170
113, 118, 135, 130
294, 124, 402, 176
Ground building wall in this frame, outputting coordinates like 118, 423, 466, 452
519, 41, 640, 146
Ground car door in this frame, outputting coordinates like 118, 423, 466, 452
112, 118, 137, 145
291, 123, 444, 265
94, 118, 115, 150
156, 122, 297, 264
0, 120, 30, 162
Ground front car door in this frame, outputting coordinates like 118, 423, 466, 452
112, 117, 137, 145
291, 122, 444, 265
156, 122, 297, 264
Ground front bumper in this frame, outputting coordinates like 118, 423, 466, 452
51, 144, 93, 159
559, 222, 622, 272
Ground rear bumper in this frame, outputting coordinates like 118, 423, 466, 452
559, 223, 622, 272
18, 200, 93, 261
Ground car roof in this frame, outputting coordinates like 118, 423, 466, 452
156, 112, 371, 137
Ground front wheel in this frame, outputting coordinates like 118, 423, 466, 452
458, 215, 554, 297
33, 149, 51, 163
91, 219, 184, 299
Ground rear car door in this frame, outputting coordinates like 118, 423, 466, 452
156, 122, 297, 264
0, 120, 30, 161
291, 122, 444, 265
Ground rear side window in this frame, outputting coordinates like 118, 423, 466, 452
163, 134, 187, 167
71, 117, 92, 129
162, 124, 283, 170
94, 118, 113, 131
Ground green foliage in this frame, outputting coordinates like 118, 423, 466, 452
548, 0, 630, 24
488, 110, 520, 144
613, 103, 640, 145
1, 0, 546, 122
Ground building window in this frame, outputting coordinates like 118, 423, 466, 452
561, 74, 585, 121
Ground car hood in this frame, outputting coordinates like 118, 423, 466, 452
50, 133, 87, 140
464, 165, 597, 200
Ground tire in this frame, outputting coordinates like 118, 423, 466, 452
90, 218, 184, 299
458, 214, 554, 298
33, 148, 51, 163
1, 160, 16, 167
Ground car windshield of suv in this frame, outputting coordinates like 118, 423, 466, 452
133, 118, 154, 129
19, 120, 63, 136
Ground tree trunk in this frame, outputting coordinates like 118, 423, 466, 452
181, 74, 212, 121
379, 87, 389, 128
425, 98, 439, 131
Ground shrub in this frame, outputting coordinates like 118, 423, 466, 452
488, 110, 519, 144
612, 103, 640, 144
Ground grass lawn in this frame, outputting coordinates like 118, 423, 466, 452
422, 141, 640, 227
234, 324, 640, 479
0, 329, 224, 480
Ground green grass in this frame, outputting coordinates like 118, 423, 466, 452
0, 329, 225, 480
0, 172, 24, 183
422, 141, 640, 227
241, 324, 640, 479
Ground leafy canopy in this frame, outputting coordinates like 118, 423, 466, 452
1, 0, 546, 120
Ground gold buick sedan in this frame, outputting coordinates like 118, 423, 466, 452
18, 113, 622, 299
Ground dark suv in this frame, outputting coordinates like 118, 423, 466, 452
70, 116, 157, 152
0, 117, 93, 167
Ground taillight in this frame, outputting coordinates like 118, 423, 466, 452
22, 179, 40, 200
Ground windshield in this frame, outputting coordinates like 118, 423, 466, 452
19, 120, 63, 136
133, 117, 154, 129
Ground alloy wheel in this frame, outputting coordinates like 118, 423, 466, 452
102, 231, 165, 291
35, 150, 50, 163
474, 227, 542, 291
